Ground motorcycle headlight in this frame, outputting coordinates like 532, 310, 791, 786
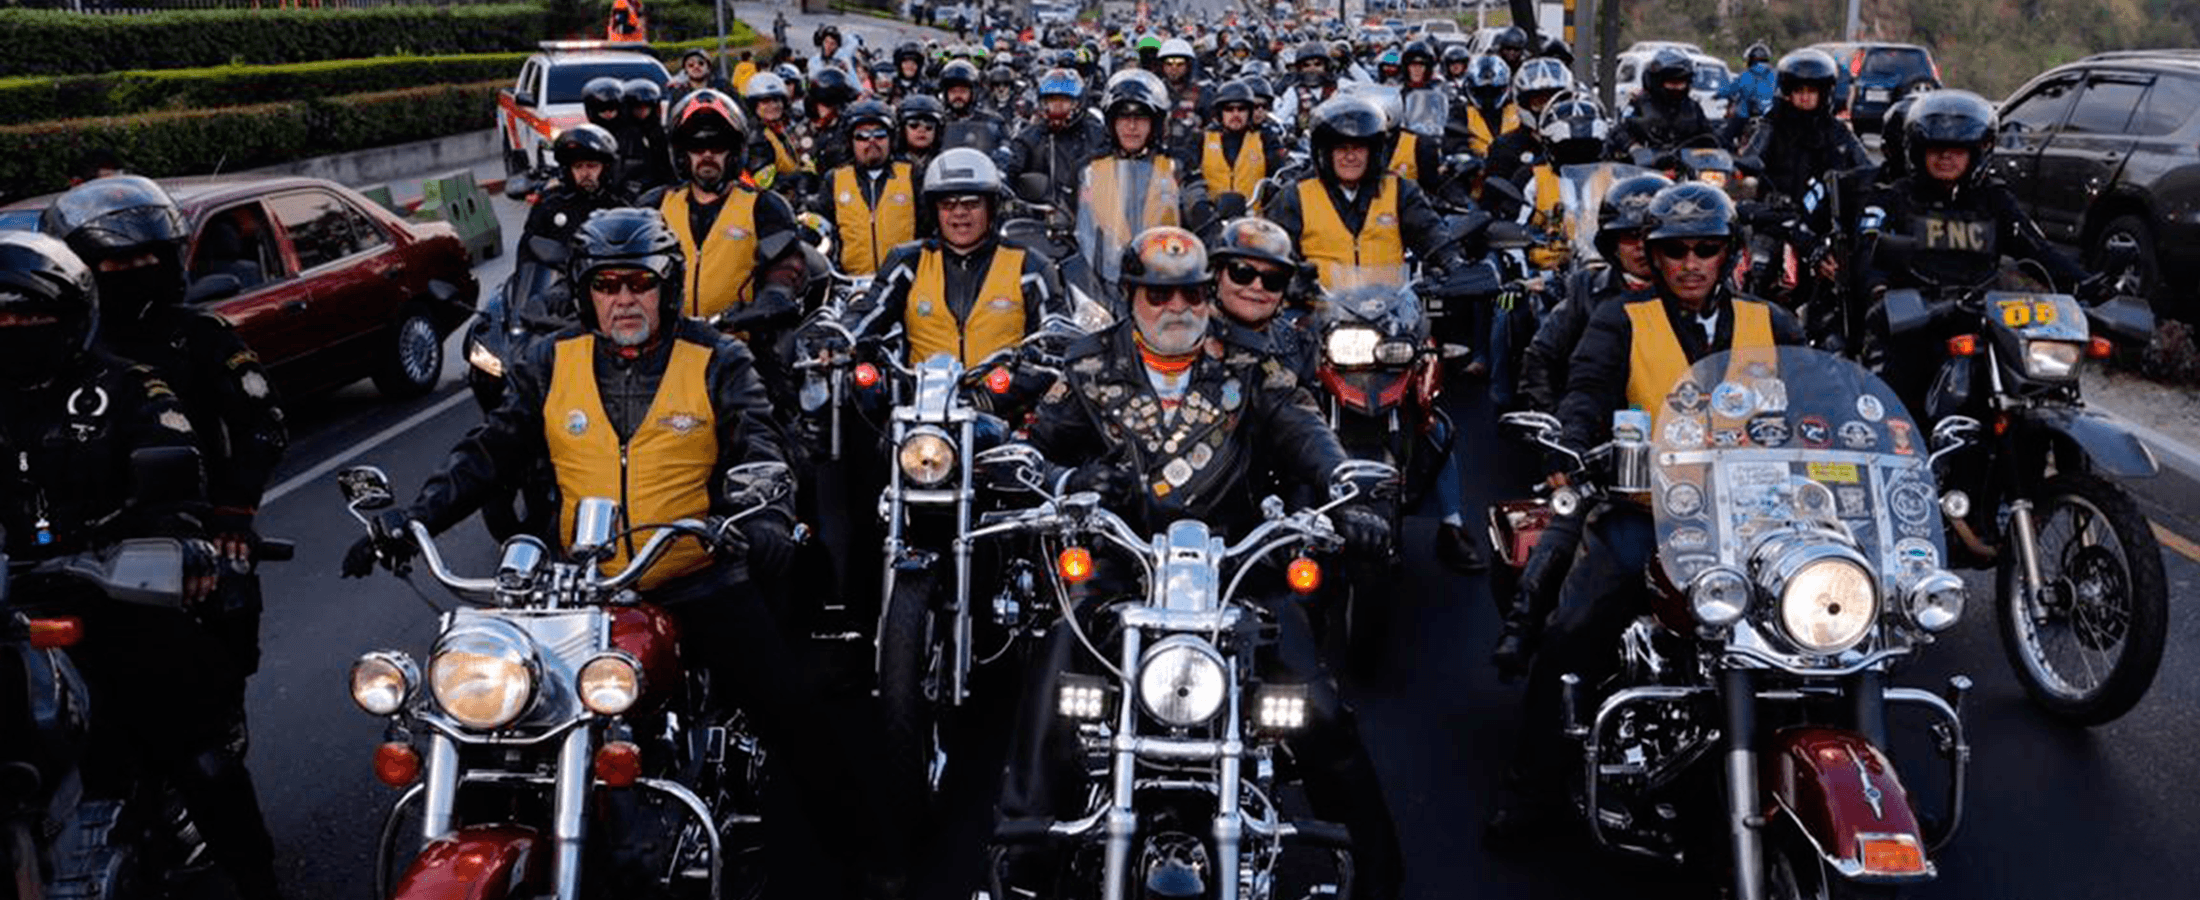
1325, 326, 1379, 367
1903, 568, 1966, 633
897, 427, 957, 487
1699, 169, 1729, 188
428, 622, 538, 730
1137, 636, 1228, 727
350, 651, 418, 716
465, 339, 504, 378
1688, 565, 1751, 628
577, 653, 643, 716
1374, 339, 1418, 366
2021, 339, 2083, 381
1778, 557, 1879, 654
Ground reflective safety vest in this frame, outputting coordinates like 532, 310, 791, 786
661, 186, 761, 321
543, 335, 718, 590
1386, 132, 1420, 182
1526, 163, 1571, 271
907, 244, 1028, 366
832, 163, 917, 276
764, 127, 801, 179
1201, 129, 1266, 199
1297, 175, 1405, 289
1465, 103, 1519, 155
1623, 297, 1773, 413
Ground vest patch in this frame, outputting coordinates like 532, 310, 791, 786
566, 409, 589, 436
658, 412, 707, 435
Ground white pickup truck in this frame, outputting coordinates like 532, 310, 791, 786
495, 42, 671, 175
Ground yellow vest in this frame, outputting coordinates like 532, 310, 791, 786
1082, 154, 1181, 260
1466, 103, 1519, 155
1527, 163, 1571, 271
731, 61, 758, 94
907, 245, 1028, 366
832, 163, 918, 276
1386, 132, 1419, 182
764, 126, 801, 178
1623, 298, 1773, 413
661, 187, 761, 321
542, 335, 718, 590
1297, 176, 1406, 289
1201, 130, 1266, 199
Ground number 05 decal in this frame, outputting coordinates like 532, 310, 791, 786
1998, 299, 2058, 327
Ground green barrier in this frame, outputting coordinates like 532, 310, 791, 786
357, 184, 400, 217
415, 170, 502, 262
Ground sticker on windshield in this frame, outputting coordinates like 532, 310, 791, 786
1753, 378, 1788, 413
1712, 427, 1745, 448
1889, 480, 1934, 526
1667, 381, 1707, 414
1838, 421, 1877, 450
1663, 416, 1706, 448
1836, 486, 1869, 518
1856, 394, 1885, 422
1888, 419, 1915, 455
1710, 381, 1755, 419
1807, 461, 1860, 484
1798, 416, 1831, 447
1895, 537, 1939, 571
1662, 482, 1705, 518
1667, 526, 1711, 551
1746, 413, 1790, 448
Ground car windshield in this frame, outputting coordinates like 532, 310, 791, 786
1863, 48, 1928, 78
547, 59, 670, 103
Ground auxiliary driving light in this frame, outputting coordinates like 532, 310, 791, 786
1253, 684, 1309, 731
594, 740, 642, 787
1057, 673, 1111, 720
1057, 547, 1095, 583
373, 742, 421, 787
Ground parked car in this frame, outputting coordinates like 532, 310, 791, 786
497, 41, 671, 177
1612, 51, 1735, 120
0, 175, 480, 398
1993, 50, 2200, 321
1809, 41, 1941, 132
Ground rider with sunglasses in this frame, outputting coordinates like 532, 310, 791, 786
1209, 216, 1317, 384
809, 99, 926, 277
1488, 181, 1805, 842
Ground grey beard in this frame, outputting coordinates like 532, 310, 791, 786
1139, 313, 1207, 355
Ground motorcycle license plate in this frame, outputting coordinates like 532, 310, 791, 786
1865, 89, 1890, 103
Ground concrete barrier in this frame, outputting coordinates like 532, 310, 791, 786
413, 170, 503, 262
240, 129, 502, 191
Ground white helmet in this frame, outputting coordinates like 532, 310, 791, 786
1159, 38, 1196, 62
743, 72, 789, 102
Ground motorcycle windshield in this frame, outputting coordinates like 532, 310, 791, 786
1650, 347, 1947, 601
1075, 157, 1177, 287
1314, 263, 1421, 336
1402, 88, 1449, 138
1558, 163, 1656, 264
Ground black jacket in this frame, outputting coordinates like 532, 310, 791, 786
1862, 175, 2087, 294
1484, 126, 1539, 186
1520, 265, 1652, 414
1738, 104, 1870, 204
101, 309, 286, 531
522, 184, 633, 262
1557, 288, 1807, 453
1261, 175, 1452, 264
1610, 93, 1721, 158
1028, 322, 1348, 538
1001, 114, 1112, 211
1, 352, 203, 559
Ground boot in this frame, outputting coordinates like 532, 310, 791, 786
1433, 522, 1487, 574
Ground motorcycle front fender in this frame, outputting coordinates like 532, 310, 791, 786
2024, 405, 2160, 478
388, 824, 548, 900
1766, 727, 1935, 884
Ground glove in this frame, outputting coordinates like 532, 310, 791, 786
340, 509, 417, 579
1065, 460, 1137, 508
1336, 505, 1394, 559
738, 514, 797, 578
182, 537, 222, 607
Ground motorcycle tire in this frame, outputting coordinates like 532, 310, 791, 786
878, 576, 945, 814
1994, 471, 2169, 726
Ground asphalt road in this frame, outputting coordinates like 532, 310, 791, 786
233, 186, 2200, 899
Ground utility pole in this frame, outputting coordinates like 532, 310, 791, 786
1845, 0, 1862, 41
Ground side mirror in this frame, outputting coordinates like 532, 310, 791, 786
130, 447, 203, 508
336, 465, 394, 511
723, 462, 794, 508
504, 174, 537, 199
91, 538, 188, 608
1014, 172, 1052, 204
184, 273, 243, 304
2086, 293, 2156, 345
975, 443, 1048, 493
1881, 287, 1932, 337
512, 90, 537, 107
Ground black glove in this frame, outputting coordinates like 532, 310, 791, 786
1336, 505, 1394, 559
1065, 460, 1138, 508
340, 509, 417, 579
738, 514, 797, 578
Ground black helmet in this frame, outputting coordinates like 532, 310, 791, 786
1745, 42, 1772, 66
809, 67, 859, 108
1644, 48, 1695, 98
1775, 49, 1839, 99
569, 208, 685, 331
0, 232, 99, 390
1537, 95, 1609, 165
1595, 172, 1675, 258
1296, 40, 1331, 70
1402, 40, 1436, 68
1880, 96, 1918, 180
582, 76, 625, 124
622, 78, 662, 120
1208, 216, 1295, 270
1467, 55, 1511, 108
1246, 75, 1276, 104
667, 88, 747, 151
896, 40, 925, 66
1905, 90, 1994, 184
41, 175, 191, 322
844, 98, 895, 133
939, 60, 981, 91
1309, 95, 1391, 182
1642, 182, 1737, 243
898, 93, 946, 125
987, 65, 1017, 87
552, 124, 620, 188
1212, 78, 1257, 110
1538, 37, 1573, 65
1494, 26, 1529, 53
1442, 43, 1473, 70
1119, 225, 1211, 289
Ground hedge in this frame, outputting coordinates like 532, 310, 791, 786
0, 80, 503, 201
0, 1, 739, 77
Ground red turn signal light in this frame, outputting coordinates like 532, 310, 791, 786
986, 366, 1014, 395
26, 617, 82, 649
1286, 557, 1322, 594
852, 363, 881, 389
1945, 335, 1978, 357
374, 742, 421, 787
2088, 336, 2114, 359
1057, 547, 1095, 583
594, 740, 642, 787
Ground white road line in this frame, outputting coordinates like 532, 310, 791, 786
261, 389, 473, 505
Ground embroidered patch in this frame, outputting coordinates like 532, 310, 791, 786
159, 410, 193, 433
566, 410, 589, 436
239, 371, 270, 399
658, 412, 706, 435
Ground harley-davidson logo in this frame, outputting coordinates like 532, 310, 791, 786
657, 412, 706, 435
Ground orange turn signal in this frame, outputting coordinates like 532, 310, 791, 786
1945, 335, 1978, 357
1057, 547, 1095, 583
1859, 834, 1927, 875
1286, 557, 1322, 594
1994, 413, 2011, 437
987, 367, 1014, 395
374, 742, 421, 787
26, 616, 82, 649
852, 363, 881, 389
594, 740, 642, 787
2088, 336, 2114, 359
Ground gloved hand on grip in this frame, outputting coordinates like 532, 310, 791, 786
1064, 460, 1138, 509
340, 509, 418, 579
1335, 505, 1394, 559
738, 513, 798, 578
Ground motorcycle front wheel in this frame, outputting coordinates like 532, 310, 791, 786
1995, 472, 2169, 726
878, 576, 946, 812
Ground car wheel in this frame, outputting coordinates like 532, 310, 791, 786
2094, 214, 2160, 309
373, 302, 444, 399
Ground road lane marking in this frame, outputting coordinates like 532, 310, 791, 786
262, 389, 473, 505
2153, 522, 2200, 564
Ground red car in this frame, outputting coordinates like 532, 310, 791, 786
1, 175, 479, 399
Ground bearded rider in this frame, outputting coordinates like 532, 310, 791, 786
810, 99, 925, 278
522, 124, 632, 260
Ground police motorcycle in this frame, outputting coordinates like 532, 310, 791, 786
1511, 347, 1974, 900
336, 461, 794, 900
980, 456, 1403, 900
1876, 248, 2168, 725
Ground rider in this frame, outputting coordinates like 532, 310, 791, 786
1077, 70, 1205, 293
892, 40, 931, 99
1491, 25, 1531, 74
581, 75, 625, 135
984, 64, 1024, 122
999, 226, 1404, 900
619, 78, 673, 196
1000, 67, 1109, 213
1483, 57, 1571, 185
807, 67, 862, 175
1208, 216, 1316, 383
1195, 78, 1285, 206
811, 99, 923, 278
667, 48, 727, 104
1454, 55, 1518, 157
642, 90, 808, 328
1157, 37, 1206, 111
1441, 42, 1475, 84
1400, 41, 1440, 93
742, 72, 810, 194
1737, 48, 1869, 205
34, 183, 288, 900
937, 59, 1007, 147
1272, 40, 1341, 133
1611, 48, 1723, 160
521, 124, 630, 260
1488, 183, 1806, 840
344, 208, 897, 900
896, 93, 947, 174
1717, 42, 1779, 145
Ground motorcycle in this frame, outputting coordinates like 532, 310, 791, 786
462, 234, 575, 542
1519, 346, 1975, 900
982, 454, 1402, 900
1881, 265, 2168, 725
336, 460, 794, 900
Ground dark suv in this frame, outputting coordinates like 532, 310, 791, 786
1993, 50, 2200, 322
1810, 41, 1941, 132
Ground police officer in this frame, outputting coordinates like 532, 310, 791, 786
1000, 68, 1109, 213
1077, 70, 1204, 293
1488, 183, 1806, 840
811, 99, 924, 278
344, 208, 898, 900
1195, 78, 1284, 207
0, 231, 277, 899
999, 226, 1403, 900
642, 90, 807, 329
1611, 48, 1723, 160
1736, 49, 1869, 205
522, 125, 631, 261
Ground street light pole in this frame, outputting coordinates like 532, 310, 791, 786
1845, 0, 1861, 41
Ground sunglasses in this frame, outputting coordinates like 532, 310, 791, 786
1654, 240, 1728, 261
589, 270, 661, 295
854, 128, 892, 141
905, 120, 939, 130
1223, 262, 1291, 292
934, 196, 988, 213
1138, 285, 1210, 306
